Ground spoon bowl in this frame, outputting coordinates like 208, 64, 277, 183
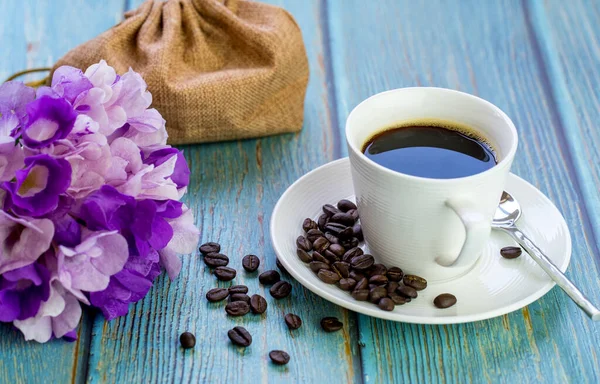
492, 191, 522, 228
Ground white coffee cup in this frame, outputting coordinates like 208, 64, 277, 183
346, 87, 518, 281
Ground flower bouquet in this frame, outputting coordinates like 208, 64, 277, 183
0, 61, 199, 343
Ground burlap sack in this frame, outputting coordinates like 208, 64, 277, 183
54, 0, 309, 145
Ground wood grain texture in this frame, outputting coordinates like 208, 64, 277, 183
326, 0, 600, 382
85, 0, 361, 383
0, 1, 124, 384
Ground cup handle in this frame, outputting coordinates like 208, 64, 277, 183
436, 199, 488, 267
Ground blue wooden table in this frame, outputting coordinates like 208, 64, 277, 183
1, 0, 600, 383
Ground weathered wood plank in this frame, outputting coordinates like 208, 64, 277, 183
327, 0, 600, 382
85, 1, 361, 383
0, 1, 124, 384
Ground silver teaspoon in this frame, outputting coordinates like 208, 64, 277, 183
492, 191, 600, 320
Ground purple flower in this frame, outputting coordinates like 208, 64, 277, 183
144, 148, 190, 188
3, 154, 72, 217
21, 96, 77, 148
0, 211, 54, 275
0, 263, 51, 322
0, 136, 25, 182
50, 66, 93, 105
0, 81, 36, 136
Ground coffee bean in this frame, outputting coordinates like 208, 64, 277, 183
297, 249, 313, 263
434, 293, 457, 308
250, 294, 268, 314
229, 285, 248, 294
500, 246, 522, 259
199, 242, 220, 255
397, 284, 418, 298
312, 252, 330, 264
206, 288, 229, 302
351, 289, 369, 301
318, 269, 341, 284
350, 254, 374, 270
242, 254, 260, 272
225, 301, 250, 316
284, 313, 302, 330
269, 350, 291, 365
352, 224, 363, 241
367, 264, 387, 277
339, 278, 357, 291
179, 332, 196, 349
204, 253, 229, 268
387, 267, 404, 282
325, 232, 339, 244
330, 212, 355, 226
386, 281, 399, 294
338, 227, 355, 240
313, 237, 330, 253
230, 293, 250, 303
337, 199, 357, 212
276, 258, 288, 274
270, 281, 292, 299
403, 275, 427, 291
309, 261, 330, 273
302, 218, 318, 232
259, 270, 280, 285
324, 222, 347, 236
369, 274, 388, 286
328, 244, 346, 257
214, 266, 236, 281
322, 204, 339, 217
323, 249, 340, 263
320, 317, 343, 332
368, 283, 379, 290
378, 297, 395, 311
343, 247, 363, 262
296, 236, 313, 252
228, 326, 252, 347
388, 292, 408, 305
347, 209, 359, 221
306, 228, 325, 243
332, 261, 350, 278
355, 277, 369, 290
368, 286, 387, 303
318, 213, 329, 231
348, 270, 365, 281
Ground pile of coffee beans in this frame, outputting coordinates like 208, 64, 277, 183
297, 200, 429, 311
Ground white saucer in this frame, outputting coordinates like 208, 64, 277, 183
271, 158, 572, 324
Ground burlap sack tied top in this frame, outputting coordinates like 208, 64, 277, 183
55, 0, 309, 145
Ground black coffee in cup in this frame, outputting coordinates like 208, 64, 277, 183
362, 121, 496, 179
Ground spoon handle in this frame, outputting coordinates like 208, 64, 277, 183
503, 226, 600, 321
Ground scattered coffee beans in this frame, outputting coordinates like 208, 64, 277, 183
332, 261, 350, 278
228, 326, 252, 347
284, 313, 302, 330
230, 293, 250, 303
313, 237, 330, 253
225, 301, 250, 316
276, 258, 288, 274
241, 254, 260, 272
351, 289, 369, 301
259, 270, 280, 285
206, 288, 229, 302
354, 277, 369, 290
312, 252, 329, 264
378, 297, 395, 311
368, 286, 387, 303
309, 261, 330, 273
350, 254, 374, 270
306, 229, 324, 243
228, 285, 248, 294
369, 274, 388, 286
500, 246, 522, 259
434, 293, 457, 309
322, 204, 339, 217
302, 218, 318, 232
320, 317, 343, 332
367, 264, 387, 277
339, 278, 357, 291
199, 242, 220, 255
388, 292, 408, 305
330, 212, 355, 226
343, 247, 363, 262
352, 224, 363, 241
214, 266, 236, 281
317, 213, 329, 231
296, 235, 313, 252
386, 281, 399, 294
203, 253, 229, 268
403, 275, 427, 290
179, 332, 196, 349
249, 294, 268, 314
329, 244, 346, 258
387, 267, 404, 282
297, 249, 313, 263
269, 350, 291, 365
325, 232, 339, 244
270, 281, 292, 299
